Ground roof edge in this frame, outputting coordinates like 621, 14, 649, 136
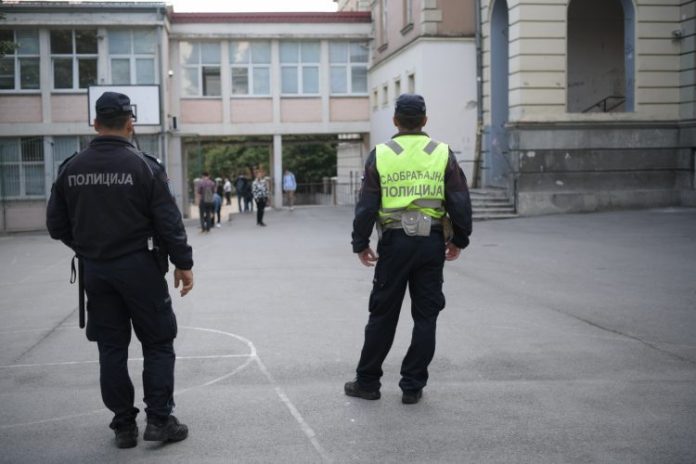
170, 12, 371, 24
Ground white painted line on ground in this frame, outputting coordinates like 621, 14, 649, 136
0, 354, 252, 370
1, 324, 335, 464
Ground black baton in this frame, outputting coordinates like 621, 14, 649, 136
78, 257, 85, 329
70, 255, 86, 329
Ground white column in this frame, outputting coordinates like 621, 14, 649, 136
220, 41, 231, 124
273, 134, 283, 208
320, 39, 330, 129
271, 39, 281, 124
39, 29, 52, 123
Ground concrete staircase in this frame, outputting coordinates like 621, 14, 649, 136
470, 188, 518, 220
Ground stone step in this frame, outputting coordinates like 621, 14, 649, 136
472, 206, 515, 213
471, 199, 514, 207
473, 213, 520, 220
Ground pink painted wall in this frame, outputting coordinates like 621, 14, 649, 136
0, 96, 42, 123
181, 99, 223, 124
231, 98, 273, 123
441, 0, 474, 36
280, 98, 322, 123
330, 97, 370, 121
3, 202, 46, 232
52, 95, 89, 123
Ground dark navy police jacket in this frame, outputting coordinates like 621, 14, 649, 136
46, 136, 193, 270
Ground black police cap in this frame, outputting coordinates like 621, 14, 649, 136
96, 92, 133, 118
395, 93, 426, 116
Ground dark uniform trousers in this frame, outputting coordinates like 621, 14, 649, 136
357, 228, 446, 392
83, 250, 178, 429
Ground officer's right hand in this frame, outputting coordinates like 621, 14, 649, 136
174, 268, 194, 297
357, 248, 378, 267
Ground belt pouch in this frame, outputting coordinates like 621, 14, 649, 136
401, 210, 432, 237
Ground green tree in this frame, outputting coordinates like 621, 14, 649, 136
283, 143, 337, 184
0, 2, 18, 58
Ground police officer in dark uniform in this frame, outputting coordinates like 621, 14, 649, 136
345, 93, 472, 404
46, 92, 194, 448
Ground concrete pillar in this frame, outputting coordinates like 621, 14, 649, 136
167, 135, 186, 215
272, 134, 283, 208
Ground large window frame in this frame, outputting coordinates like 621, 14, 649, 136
0, 137, 45, 199
108, 29, 158, 85
329, 41, 369, 95
230, 41, 271, 96
280, 41, 320, 96
180, 41, 221, 97
0, 29, 40, 92
50, 29, 98, 91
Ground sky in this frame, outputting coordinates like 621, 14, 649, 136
26, 0, 339, 13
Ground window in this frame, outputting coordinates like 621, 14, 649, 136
0, 30, 40, 91
394, 78, 401, 99
567, 0, 634, 112
329, 41, 368, 95
52, 136, 91, 180
372, 88, 378, 111
403, 0, 413, 26
280, 41, 320, 95
230, 41, 271, 96
108, 29, 157, 85
50, 30, 97, 90
380, 0, 388, 44
135, 134, 159, 155
407, 73, 415, 93
180, 42, 221, 97
0, 138, 44, 198
382, 83, 388, 107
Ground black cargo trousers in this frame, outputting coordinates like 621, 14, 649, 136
83, 250, 177, 430
356, 228, 446, 393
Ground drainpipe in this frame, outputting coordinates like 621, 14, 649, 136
472, 0, 484, 188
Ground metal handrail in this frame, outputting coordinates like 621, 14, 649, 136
582, 95, 626, 113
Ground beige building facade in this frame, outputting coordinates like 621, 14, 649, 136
480, 0, 696, 214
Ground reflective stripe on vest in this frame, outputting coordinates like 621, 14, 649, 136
375, 135, 449, 225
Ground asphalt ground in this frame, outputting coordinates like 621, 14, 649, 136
0, 206, 695, 463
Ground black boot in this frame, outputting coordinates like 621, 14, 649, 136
143, 415, 189, 442
114, 423, 138, 449
344, 380, 380, 400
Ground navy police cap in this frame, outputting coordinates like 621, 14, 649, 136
96, 92, 134, 118
395, 93, 426, 116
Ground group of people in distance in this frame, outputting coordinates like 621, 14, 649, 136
196, 167, 297, 231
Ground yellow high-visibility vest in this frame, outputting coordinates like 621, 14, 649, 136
375, 134, 449, 225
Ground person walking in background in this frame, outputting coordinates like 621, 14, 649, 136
235, 172, 248, 213
282, 169, 297, 210
197, 172, 216, 232
252, 167, 270, 226
243, 172, 254, 214
223, 177, 232, 205
213, 189, 222, 228
345, 93, 472, 405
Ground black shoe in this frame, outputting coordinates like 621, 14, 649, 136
114, 423, 138, 449
143, 415, 189, 443
344, 380, 380, 400
402, 389, 423, 404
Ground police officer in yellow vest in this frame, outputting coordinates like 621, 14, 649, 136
345, 93, 472, 404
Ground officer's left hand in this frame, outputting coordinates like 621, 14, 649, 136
445, 242, 461, 261
174, 268, 194, 296
357, 248, 378, 267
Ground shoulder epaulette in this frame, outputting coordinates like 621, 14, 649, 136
142, 152, 162, 165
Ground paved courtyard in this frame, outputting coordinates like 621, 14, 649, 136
0, 206, 695, 463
